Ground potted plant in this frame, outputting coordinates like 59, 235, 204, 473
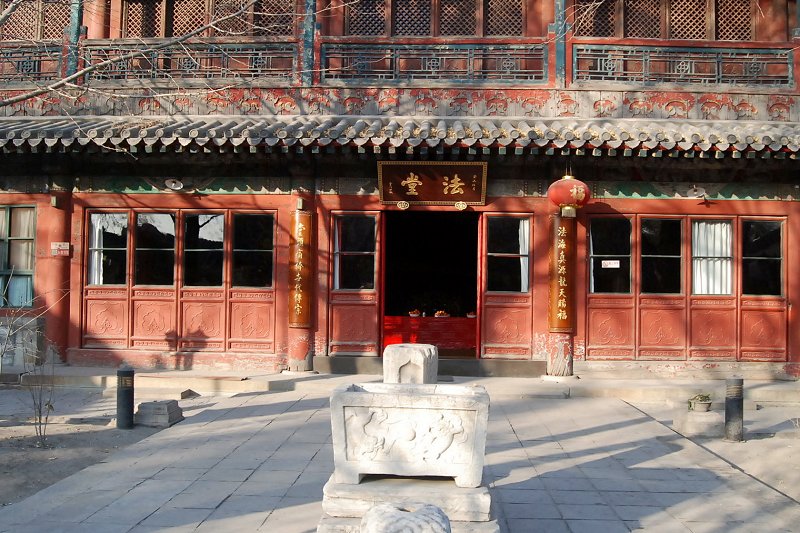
688, 393, 712, 412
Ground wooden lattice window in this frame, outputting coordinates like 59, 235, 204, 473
0, 0, 71, 41
346, 0, 524, 36
122, 0, 296, 38
573, 0, 753, 40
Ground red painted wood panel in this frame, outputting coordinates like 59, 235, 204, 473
383, 316, 477, 350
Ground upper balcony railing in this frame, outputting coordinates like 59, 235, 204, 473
0, 42, 63, 83
571, 42, 794, 89
82, 39, 298, 84
319, 40, 549, 85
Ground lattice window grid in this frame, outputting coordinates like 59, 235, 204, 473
253, 0, 296, 36
624, 0, 661, 38
670, 0, 706, 39
716, 0, 752, 40
440, 0, 476, 36
486, 0, 523, 35
171, 0, 208, 36
124, 0, 163, 37
394, 0, 431, 35
573, 0, 615, 37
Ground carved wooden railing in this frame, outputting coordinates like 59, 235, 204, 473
0, 42, 63, 83
319, 40, 549, 85
81, 39, 298, 83
572, 43, 793, 88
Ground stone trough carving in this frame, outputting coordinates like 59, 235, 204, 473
330, 383, 489, 488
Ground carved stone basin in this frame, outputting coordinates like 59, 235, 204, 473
330, 383, 489, 488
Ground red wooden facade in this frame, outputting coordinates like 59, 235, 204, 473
0, 0, 798, 377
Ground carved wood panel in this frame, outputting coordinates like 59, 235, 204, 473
481, 305, 531, 358
132, 300, 176, 349
740, 305, 787, 361
330, 297, 379, 355
689, 306, 736, 360
84, 296, 128, 347
229, 299, 274, 351
586, 305, 635, 359
638, 301, 687, 360
180, 300, 225, 350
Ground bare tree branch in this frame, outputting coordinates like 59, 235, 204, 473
0, 0, 25, 27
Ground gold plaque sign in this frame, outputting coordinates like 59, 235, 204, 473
378, 162, 487, 206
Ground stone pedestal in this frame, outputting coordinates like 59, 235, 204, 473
330, 383, 489, 488
134, 400, 184, 428
383, 343, 438, 384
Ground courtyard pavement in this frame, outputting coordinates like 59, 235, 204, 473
1, 375, 799, 532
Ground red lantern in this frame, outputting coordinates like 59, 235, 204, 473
547, 175, 590, 217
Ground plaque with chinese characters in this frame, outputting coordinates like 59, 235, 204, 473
378, 162, 487, 207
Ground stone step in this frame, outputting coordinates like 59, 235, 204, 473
317, 515, 500, 533
323, 476, 492, 522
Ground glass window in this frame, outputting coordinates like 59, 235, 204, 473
135, 213, 175, 286
692, 220, 732, 295
0, 207, 35, 306
590, 218, 631, 293
184, 214, 224, 286
641, 219, 682, 294
232, 214, 274, 287
486, 217, 529, 292
88, 213, 128, 286
742, 220, 782, 296
334, 215, 376, 290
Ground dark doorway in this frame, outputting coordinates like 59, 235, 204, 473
384, 211, 479, 317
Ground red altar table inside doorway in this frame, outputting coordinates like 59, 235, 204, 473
383, 316, 477, 353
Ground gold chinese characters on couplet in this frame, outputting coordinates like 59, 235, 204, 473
549, 216, 575, 332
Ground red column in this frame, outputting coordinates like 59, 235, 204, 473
547, 214, 575, 376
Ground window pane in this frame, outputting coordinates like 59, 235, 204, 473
90, 250, 127, 284
488, 217, 529, 254
6, 276, 32, 306
339, 216, 375, 252
184, 214, 224, 250
692, 220, 731, 295
742, 221, 781, 258
90, 213, 128, 249
487, 256, 528, 292
742, 259, 781, 296
590, 218, 631, 255
9, 207, 35, 238
88, 213, 128, 285
136, 213, 175, 249
184, 250, 223, 286
135, 250, 175, 285
233, 251, 273, 287
641, 257, 681, 293
9, 241, 34, 271
339, 255, 374, 289
591, 257, 631, 293
234, 214, 274, 251
641, 219, 681, 256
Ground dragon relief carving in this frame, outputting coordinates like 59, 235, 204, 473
345, 407, 468, 462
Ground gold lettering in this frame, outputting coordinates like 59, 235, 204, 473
557, 226, 567, 237
557, 239, 566, 249
570, 184, 586, 202
442, 174, 465, 195
558, 265, 566, 275
557, 310, 568, 320
401, 173, 423, 195
558, 276, 567, 287
558, 298, 567, 308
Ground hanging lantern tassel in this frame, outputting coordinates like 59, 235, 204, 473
546, 175, 591, 218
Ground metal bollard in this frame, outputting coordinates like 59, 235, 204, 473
724, 377, 744, 441
117, 366, 135, 429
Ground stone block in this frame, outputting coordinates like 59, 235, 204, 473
361, 503, 450, 533
674, 410, 724, 438
316, 516, 499, 533
135, 400, 184, 428
330, 383, 489, 488
383, 343, 438, 384
322, 475, 492, 522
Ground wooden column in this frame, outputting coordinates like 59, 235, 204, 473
84, 0, 108, 39
287, 194, 314, 371
547, 214, 575, 376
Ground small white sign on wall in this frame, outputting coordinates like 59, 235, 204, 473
601, 260, 620, 269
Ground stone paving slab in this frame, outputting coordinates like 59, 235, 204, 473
1, 384, 800, 532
